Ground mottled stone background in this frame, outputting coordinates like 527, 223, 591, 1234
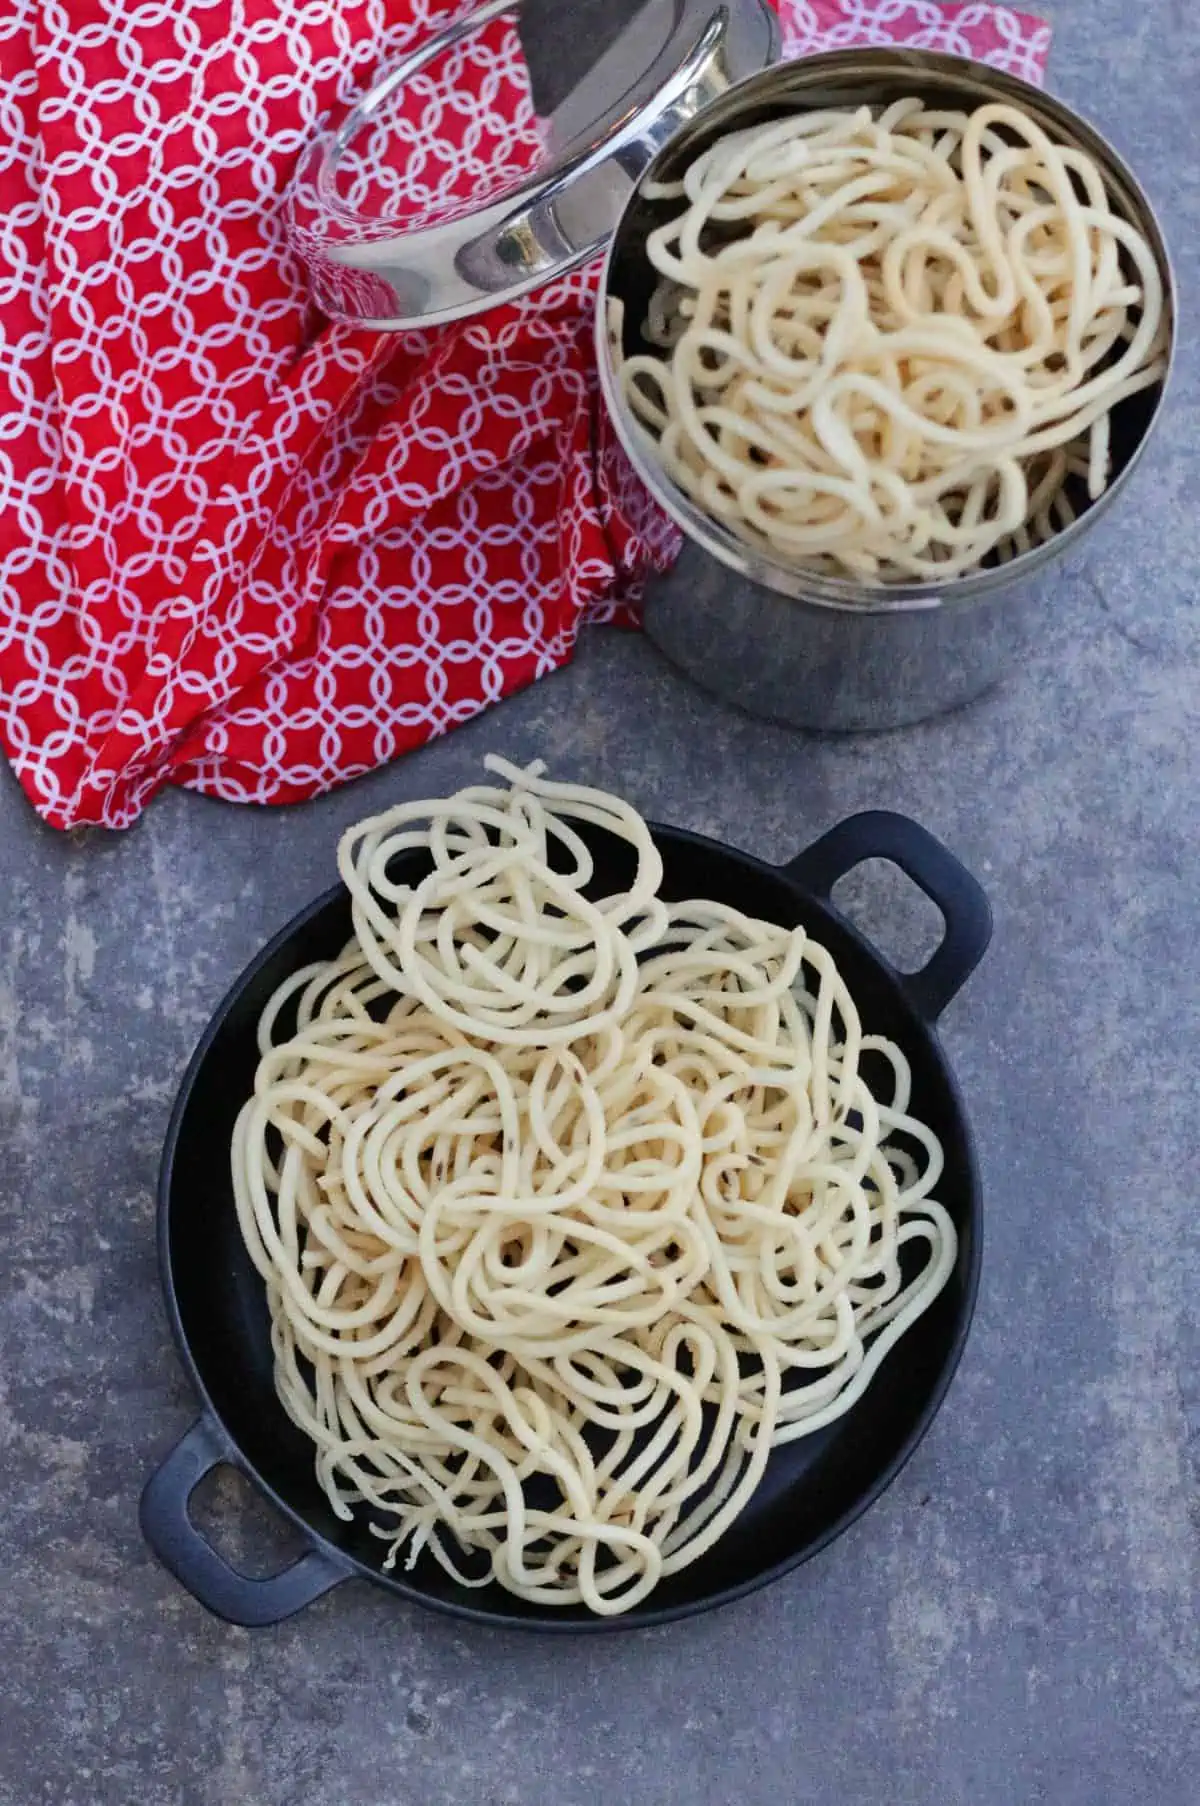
0, 3, 1195, 1801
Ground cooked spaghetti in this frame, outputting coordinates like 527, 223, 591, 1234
232, 758, 955, 1614
613, 98, 1168, 581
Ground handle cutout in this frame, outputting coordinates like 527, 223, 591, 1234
190, 1465, 311, 1582
831, 857, 947, 976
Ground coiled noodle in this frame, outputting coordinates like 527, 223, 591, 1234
233, 759, 957, 1614
614, 98, 1168, 582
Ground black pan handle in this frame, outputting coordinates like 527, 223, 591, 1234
784, 810, 992, 1023
140, 1417, 348, 1627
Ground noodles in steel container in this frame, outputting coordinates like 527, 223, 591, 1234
613, 97, 1169, 582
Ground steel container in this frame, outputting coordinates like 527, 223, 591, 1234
596, 50, 1177, 730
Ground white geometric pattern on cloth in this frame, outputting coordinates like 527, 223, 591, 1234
783, 0, 1051, 80
0, 0, 1049, 831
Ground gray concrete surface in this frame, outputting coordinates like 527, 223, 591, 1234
1, 2, 1197, 1802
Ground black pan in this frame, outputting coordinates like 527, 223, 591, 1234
141, 809, 991, 1630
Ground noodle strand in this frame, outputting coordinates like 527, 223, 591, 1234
233, 759, 958, 1614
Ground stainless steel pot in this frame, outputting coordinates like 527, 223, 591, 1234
595, 51, 1177, 731
288, 19, 1176, 733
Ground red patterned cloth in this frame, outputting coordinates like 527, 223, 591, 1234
0, 1, 1049, 830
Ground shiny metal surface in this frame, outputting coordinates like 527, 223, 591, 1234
286, 0, 779, 329
597, 50, 1177, 731
638, 537, 1038, 733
